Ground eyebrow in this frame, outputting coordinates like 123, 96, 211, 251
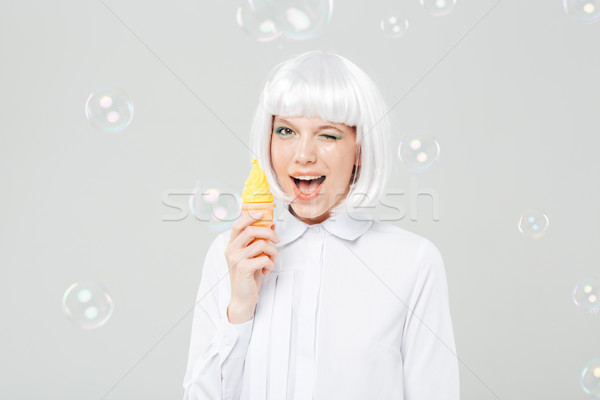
274, 117, 346, 134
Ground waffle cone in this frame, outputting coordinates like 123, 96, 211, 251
242, 202, 276, 261
242, 202, 275, 228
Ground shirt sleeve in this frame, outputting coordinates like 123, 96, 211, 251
401, 238, 460, 400
182, 233, 255, 400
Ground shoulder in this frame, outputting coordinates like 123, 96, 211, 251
216, 229, 231, 246
366, 223, 449, 299
366, 220, 433, 249
204, 229, 230, 253
366, 221, 443, 265
202, 230, 231, 274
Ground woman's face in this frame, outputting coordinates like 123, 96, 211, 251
270, 115, 360, 225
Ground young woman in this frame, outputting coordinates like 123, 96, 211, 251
183, 50, 459, 399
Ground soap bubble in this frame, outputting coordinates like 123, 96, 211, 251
420, 0, 456, 16
271, 0, 333, 40
62, 282, 113, 329
380, 13, 409, 38
85, 87, 134, 132
573, 278, 600, 314
190, 180, 242, 232
563, 0, 600, 23
517, 209, 550, 238
397, 134, 440, 170
581, 359, 600, 396
236, 0, 282, 42
237, 0, 332, 41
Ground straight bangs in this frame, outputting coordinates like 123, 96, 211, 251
261, 53, 362, 129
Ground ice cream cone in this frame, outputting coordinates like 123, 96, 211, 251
242, 202, 276, 229
241, 158, 276, 262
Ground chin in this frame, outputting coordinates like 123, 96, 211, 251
289, 201, 331, 223
293, 205, 324, 217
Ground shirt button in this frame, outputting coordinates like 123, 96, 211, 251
312, 226, 322, 233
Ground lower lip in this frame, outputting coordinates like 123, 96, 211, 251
292, 177, 325, 200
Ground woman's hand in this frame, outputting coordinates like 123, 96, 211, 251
225, 212, 280, 323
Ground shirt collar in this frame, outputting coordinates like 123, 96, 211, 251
275, 203, 373, 246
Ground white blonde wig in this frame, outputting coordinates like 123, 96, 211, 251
249, 50, 393, 214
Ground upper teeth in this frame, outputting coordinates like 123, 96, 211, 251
294, 176, 323, 180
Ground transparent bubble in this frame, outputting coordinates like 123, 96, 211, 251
563, 0, 600, 23
62, 282, 113, 329
420, 0, 456, 16
189, 180, 242, 232
573, 278, 600, 314
517, 209, 550, 238
85, 87, 134, 132
270, 0, 333, 40
380, 13, 409, 38
397, 134, 440, 170
581, 359, 600, 396
236, 0, 282, 42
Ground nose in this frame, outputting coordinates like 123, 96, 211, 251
293, 135, 317, 164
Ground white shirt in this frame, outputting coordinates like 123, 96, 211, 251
183, 204, 460, 400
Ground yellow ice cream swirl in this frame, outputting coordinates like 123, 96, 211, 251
242, 158, 274, 203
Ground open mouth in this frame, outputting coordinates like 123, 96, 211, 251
291, 176, 326, 198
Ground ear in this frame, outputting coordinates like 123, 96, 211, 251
355, 147, 361, 166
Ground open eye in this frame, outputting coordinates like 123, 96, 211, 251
276, 127, 294, 136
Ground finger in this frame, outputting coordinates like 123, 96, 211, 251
241, 255, 272, 273
230, 213, 265, 242
270, 224, 280, 243
236, 225, 280, 248
250, 255, 273, 275
242, 239, 277, 261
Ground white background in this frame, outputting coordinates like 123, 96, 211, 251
1, 0, 599, 399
